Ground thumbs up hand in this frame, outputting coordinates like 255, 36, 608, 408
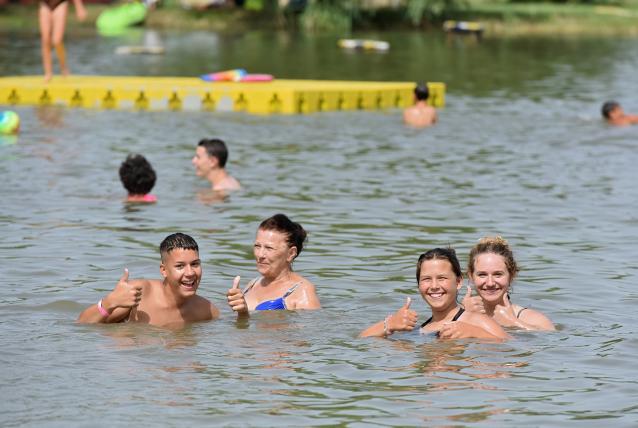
105, 268, 143, 309
386, 297, 418, 334
227, 276, 249, 314
494, 292, 517, 322
462, 284, 485, 314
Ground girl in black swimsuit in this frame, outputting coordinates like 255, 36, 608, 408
39, 0, 86, 81
360, 248, 508, 340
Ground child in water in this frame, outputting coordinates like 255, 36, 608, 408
119, 154, 157, 203
39, 0, 87, 82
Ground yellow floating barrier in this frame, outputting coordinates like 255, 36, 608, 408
0, 76, 445, 114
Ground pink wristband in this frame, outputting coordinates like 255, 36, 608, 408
97, 299, 110, 317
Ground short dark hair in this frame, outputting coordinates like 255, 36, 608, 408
414, 83, 429, 101
160, 233, 199, 261
259, 214, 307, 259
119, 154, 156, 195
601, 101, 619, 119
416, 247, 462, 283
198, 138, 229, 168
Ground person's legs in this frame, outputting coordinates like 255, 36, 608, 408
39, 4, 54, 82
51, 2, 69, 76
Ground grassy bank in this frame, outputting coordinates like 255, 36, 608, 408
462, 1, 638, 36
1, 1, 638, 36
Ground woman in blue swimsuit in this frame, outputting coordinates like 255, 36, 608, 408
227, 214, 321, 314
360, 248, 508, 340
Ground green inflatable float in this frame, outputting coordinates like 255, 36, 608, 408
97, 2, 148, 33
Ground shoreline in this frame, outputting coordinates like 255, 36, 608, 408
1, 3, 638, 37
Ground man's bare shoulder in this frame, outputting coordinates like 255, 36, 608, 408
190, 294, 220, 320
129, 278, 160, 288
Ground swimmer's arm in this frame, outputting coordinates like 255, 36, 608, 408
517, 309, 555, 331
464, 313, 510, 340
77, 303, 131, 324
288, 282, 321, 310
360, 298, 417, 338
360, 320, 388, 338
77, 270, 144, 324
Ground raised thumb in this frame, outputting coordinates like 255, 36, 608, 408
231, 275, 241, 290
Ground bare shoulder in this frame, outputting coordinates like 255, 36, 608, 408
130, 278, 156, 289
289, 276, 320, 309
519, 307, 555, 331
191, 295, 220, 320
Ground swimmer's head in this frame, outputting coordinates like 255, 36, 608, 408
258, 213, 307, 260
467, 236, 519, 282
119, 154, 156, 196
602, 101, 621, 119
198, 138, 229, 168
160, 233, 199, 262
416, 247, 462, 283
414, 83, 429, 101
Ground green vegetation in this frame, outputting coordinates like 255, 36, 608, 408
1, 0, 638, 35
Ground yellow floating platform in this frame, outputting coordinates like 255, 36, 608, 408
0, 76, 445, 115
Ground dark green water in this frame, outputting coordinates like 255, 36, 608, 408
1, 29, 638, 426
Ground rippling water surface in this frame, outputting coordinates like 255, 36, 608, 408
1, 29, 638, 426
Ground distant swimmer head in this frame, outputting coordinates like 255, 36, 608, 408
119, 154, 156, 197
414, 83, 430, 101
601, 101, 621, 119
198, 138, 229, 168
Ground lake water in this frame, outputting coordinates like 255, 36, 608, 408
1, 28, 638, 426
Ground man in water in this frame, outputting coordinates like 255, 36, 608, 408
77, 233, 219, 327
602, 101, 638, 126
192, 138, 241, 192
403, 83, 437, 128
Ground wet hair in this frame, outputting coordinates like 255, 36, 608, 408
159, 233, 199, 261
198, 138, 229, 168
467, 236, 519, 280
119, 154, 156, 196
414, 83, 429, 101
601, 101, 619, 119
258, 213, 307, 259
416, 247, 462, 283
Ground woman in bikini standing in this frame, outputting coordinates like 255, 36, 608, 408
462, 236, 555, 331
39, 0, 87, 82
227, 214, 321, 314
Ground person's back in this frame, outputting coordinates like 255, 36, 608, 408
403, 83, 437, 128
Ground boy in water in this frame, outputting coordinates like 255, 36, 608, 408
192, 138, 241, 192
77, 233, 220, 328
119, 154, 157, 203
602, 101, 638, 126
403, 83, 437, 128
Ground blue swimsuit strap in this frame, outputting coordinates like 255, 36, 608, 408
246, 279, 303, 310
